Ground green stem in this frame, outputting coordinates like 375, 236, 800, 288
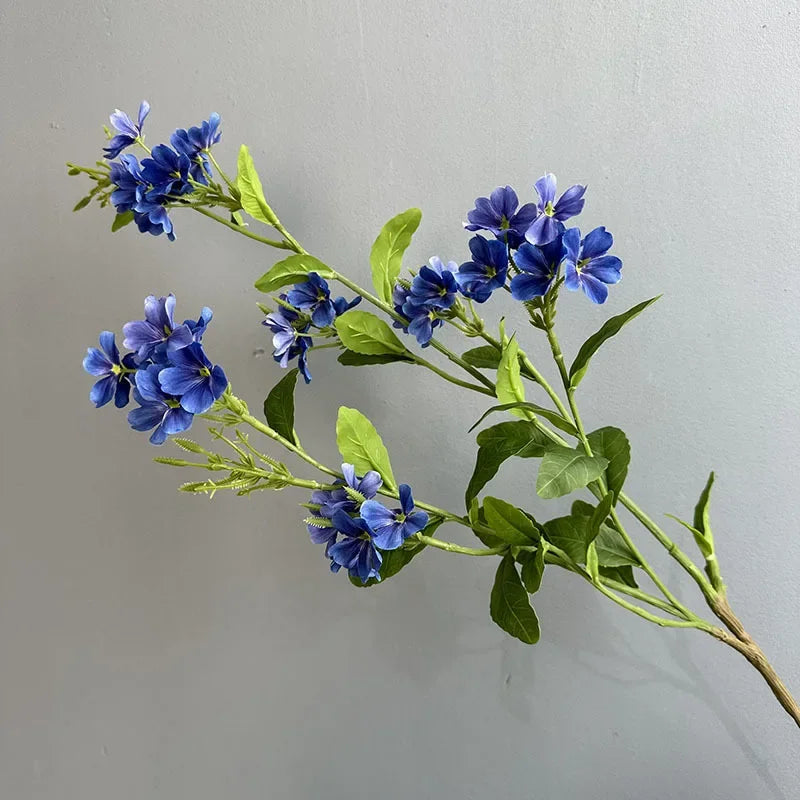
412, 354, 495, 396
544, 547, 707, 629
206, 150, 238, 195
474, 324, 573, 421
543, 321, 695, 619
415, 534, 506, 556
193, 207, 293, 249
592, 579, 709, 629
618, 492, 717, 604
307, 342, 342, 352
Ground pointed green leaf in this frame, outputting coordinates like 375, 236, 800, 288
586, 542, 600, 580
495, 336, 526, 417
263, 368, 299, 445
236, 144, 279, 226
111, 210, 135, 232
587, 426, 630, 502
588, 492, 614, 545
462, 346, 501, 370
570, 499, 640, 567
73, 196, 91, 211
665, 513, 713, 558
594, 527, 640, 567
519, 543, 547, 594
543, 515, 590, 563
535, 448, 609, 499
369, 208, 422, 302
334, 310, 408, 356
490, 554, 540, 644
254, 253, 334, 293
336, 406, 397, 491
693, 471, 715, 537
469, 402, 577, 436
465, 421, 549, 507
569, 296, 661, 387
337, 350, 413, 367
483, 497, 539, 545
599, 565, 639, 588
469, 498, 505, 549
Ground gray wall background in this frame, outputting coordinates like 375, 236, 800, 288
2, 1, 799, 797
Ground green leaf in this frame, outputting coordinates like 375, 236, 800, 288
236, 144, 279, 226
254, 253, 334, 293
570, 499, 640, 567
594, 526, 640, 567
495, 336, 526, 417
569, 296, 662, 388
586, 542, 600, 580
369, 208, 422, 303
337, 350, 413, 367
469, 402, 577, 436
588, 492, 614, 545
469, 499, 505, 549
519, 543, 547, 594
599, 565, 639, 588
665, 513, 712, 558
465, 421, 549, 507
535, 447, 609, 499
490, 554, 541, 644
73, 196, 91, 211
263, 368, 299, 445
483, 497, 539, 545
111, 210, 135, 232
334, 310, 408, 356
543, 515, 590, 563
336, 406, 397, 491
586, 427, 630, 503
693, 471, 715, 538
462, 346, 501, 370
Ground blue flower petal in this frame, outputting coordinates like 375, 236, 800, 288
90, 374, 117, 407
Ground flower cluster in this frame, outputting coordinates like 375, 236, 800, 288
104, 101, 222, 240
262, 272, 360, 382
393, 257, 459, 345
462, 176, 622, 304
305, 465, 429, 583
82, 295, 228, 444
389, 175, 622, 348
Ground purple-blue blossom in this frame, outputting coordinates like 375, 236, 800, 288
262, 301, 314, 382
82, 331, 137, 408
184, 307, 213, 342
509, 237, 564, 301
360, 484, 429, 550
464, 186, 538, 248
108, 152, 178, 241
103, 101, 150, 160
405, 257, 459, 311
170, 113, 222, 183
562, 226, 622, 304
456, 236, 509, 302
127, 365, 194, 445
328, 510, 383, 583
286, 272, 337, 328
123, 294, 193, 362
525, 173, 586, 246
158, 342, 228, 414
140, 144, 193, 200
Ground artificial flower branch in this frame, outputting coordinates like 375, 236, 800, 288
72, 101, 800, 728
